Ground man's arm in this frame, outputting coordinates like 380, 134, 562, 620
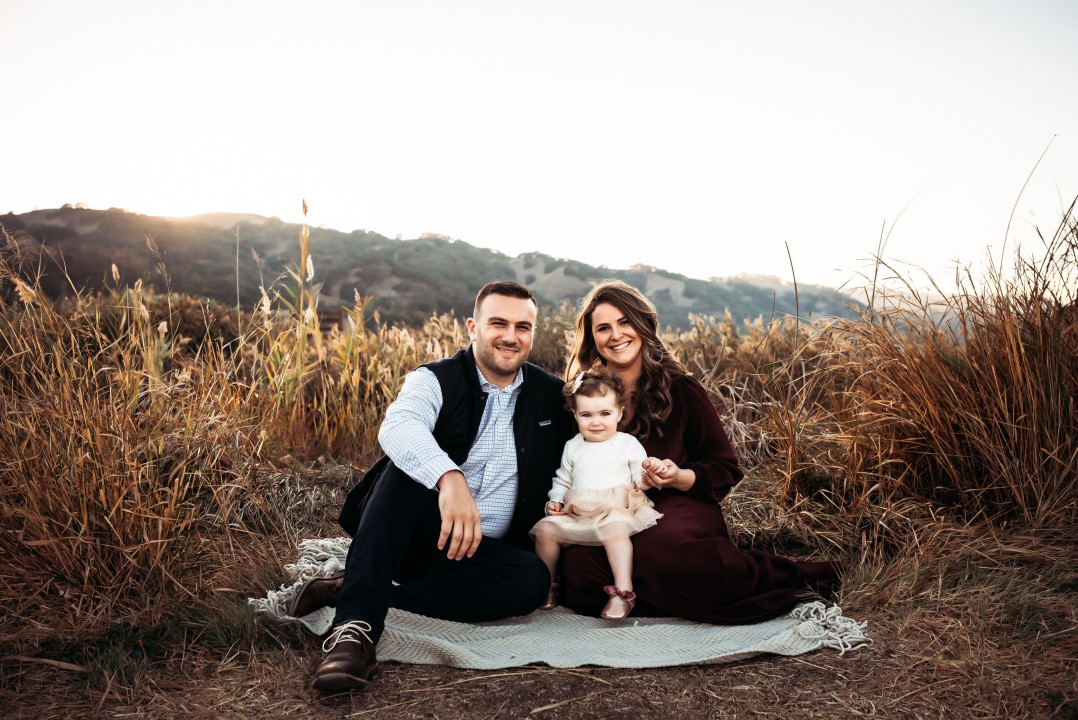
378, 368, 482, 560
378, 368, 458, 488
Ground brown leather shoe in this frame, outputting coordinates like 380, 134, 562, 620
312, 621, 379, 692
290, 571, 345, 618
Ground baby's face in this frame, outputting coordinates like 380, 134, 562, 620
573, 390, 622, 442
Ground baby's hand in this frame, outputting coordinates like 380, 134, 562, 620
642, 457, 667, 476
641, 457, 678, 487
545, 501, 565, 516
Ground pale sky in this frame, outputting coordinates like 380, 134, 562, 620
3, 0, 1076, 292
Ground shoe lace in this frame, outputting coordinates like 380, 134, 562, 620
322, 620, 374, 653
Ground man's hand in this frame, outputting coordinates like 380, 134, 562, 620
436, 470, 482, 560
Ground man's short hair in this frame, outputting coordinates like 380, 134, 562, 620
473, 281, 536, 319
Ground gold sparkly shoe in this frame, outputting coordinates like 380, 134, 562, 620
600, 585, 636, 620
540, 583, 559, 610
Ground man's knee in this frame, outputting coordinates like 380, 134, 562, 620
499, 550, 550, 616
354, 464, 439, 537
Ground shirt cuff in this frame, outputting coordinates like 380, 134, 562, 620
548, 487, 567, 504
413, 455, 462, 490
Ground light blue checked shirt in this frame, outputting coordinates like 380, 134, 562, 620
377, 364, 524, 539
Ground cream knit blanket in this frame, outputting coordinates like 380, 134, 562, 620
250, 538, 870, 669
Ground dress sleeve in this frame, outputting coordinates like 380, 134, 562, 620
672, 375, 744, 503
547, 438, 576, 504
625, 434, 647, 490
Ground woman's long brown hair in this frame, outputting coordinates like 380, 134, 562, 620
566, 280, 687, 441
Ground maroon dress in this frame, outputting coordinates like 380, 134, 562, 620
559, 374, 841, 624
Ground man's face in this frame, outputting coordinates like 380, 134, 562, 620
467, 293, 537, 387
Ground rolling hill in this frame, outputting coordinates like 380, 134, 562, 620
0, 206, 862, 329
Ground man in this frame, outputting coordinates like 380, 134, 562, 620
293, 280, 574, 692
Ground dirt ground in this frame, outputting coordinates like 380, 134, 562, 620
3, 600, 1075, 720
3, 467, 1075, 719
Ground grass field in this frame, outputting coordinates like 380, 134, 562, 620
1, 206, 1075, 719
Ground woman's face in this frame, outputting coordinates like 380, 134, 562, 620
590, 302, 643, 373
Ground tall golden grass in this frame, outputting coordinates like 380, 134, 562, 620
0, 201, 1075, 638
801, 204, 1074, 528
0, 253, 256, 614
676, 206, 1077, 535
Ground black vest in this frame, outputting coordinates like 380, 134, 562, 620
339, 347, 573, 548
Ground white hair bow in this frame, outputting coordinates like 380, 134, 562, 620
571, 372, 586, 393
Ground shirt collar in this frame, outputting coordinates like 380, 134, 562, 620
476, 365, 524, 395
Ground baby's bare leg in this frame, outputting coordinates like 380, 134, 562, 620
533, 527, 562, 583
602, 535, 633, 591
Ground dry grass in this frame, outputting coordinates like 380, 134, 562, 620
0, 256, 260, 629
1, 204, 1076, 718
3, 482, 1074, 719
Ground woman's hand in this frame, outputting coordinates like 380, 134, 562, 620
641, 457, 696, 492
545, 501, 565, 516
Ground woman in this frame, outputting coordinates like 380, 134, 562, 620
557, 280, 841, 624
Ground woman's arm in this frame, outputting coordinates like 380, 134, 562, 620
645, 375, 743, 503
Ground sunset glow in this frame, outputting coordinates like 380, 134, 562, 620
3, 0, 1076, 291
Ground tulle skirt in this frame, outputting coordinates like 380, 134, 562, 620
530, 485, 662, 546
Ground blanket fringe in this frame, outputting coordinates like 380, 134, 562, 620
247, 537, 352, 634
790, 601, 872, 655
286, 537, 350, 580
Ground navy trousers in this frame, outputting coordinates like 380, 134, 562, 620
332, 462, 550, 644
